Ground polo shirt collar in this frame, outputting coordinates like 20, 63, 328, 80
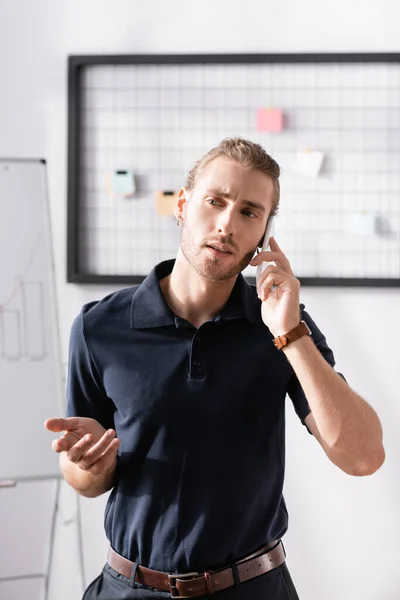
130, 260, 176, 329
221, 273, 259, 323
131, 259, 259, 329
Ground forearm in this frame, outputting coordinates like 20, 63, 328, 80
283, 335, 385, 472
60, 452, 117, 498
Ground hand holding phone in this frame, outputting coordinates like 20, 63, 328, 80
256, 215, 275, 287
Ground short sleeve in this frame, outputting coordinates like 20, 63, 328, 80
286, 304, 346, 435
66, 307, 115, 431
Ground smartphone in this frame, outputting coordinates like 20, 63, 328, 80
256, 215, 275, 286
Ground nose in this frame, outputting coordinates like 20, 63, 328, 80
216, 207, 236, 237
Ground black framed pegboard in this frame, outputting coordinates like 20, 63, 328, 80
67, 53, 400, 286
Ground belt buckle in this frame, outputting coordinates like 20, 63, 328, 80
168, 571, 199, 598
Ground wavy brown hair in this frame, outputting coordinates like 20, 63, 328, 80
186, 137, 280, 216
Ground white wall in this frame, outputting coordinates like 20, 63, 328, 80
0, 0, 399, 598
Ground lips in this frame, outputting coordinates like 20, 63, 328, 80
207, 244, 232, 254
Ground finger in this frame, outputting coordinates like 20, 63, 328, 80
75, 430, 117, 469
257, 264, 271, 295
52, 437, 64, 453
268, 236, 289, 259
258, 269, 296, 302
86, 439, 120, 476
251, 252, 292, 275
269, 237, 282, 252
269, 238, 294, 273
256, 265, 281, 294
260, 271, 300, 301
51, 428, 85, 453
250, 251, 281, 266
251, 241, 293, 275
259, 271, 288, 301
64, 433, 94, 462
266, 252, 292, 275
51, 431, 77, 453
44, 417, 81, 433
45, 418, 66, 432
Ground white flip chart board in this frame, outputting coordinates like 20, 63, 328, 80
0, 159, 63, 481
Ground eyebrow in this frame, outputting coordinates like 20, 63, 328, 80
206, 188, 266, 213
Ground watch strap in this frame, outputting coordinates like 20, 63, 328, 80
273, 320, 312, 350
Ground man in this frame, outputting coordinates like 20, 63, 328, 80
45, 138, 385, 599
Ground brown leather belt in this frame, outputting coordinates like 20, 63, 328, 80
107, 540, 286, 598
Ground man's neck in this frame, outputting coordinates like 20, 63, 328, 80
159, 254, 237, 329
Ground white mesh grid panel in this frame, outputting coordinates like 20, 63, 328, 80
78, 61, 400, 280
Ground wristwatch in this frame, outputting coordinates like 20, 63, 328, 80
273, 320, 312, 350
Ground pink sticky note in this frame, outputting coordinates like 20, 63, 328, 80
256, 108, 283, 132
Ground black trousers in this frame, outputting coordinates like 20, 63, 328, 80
82, 562, 300, 600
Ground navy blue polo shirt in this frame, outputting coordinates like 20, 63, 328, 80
66, 259, 338, 573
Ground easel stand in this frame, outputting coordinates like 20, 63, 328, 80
0, 477, 85, 600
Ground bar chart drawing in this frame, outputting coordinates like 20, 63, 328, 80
0, 282, 46, 362
0, 158, 63, 481
22, 281, 46, 360
0, 232, 47, 362
0, 309, 22, 361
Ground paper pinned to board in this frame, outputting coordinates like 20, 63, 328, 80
344, 212, 379, 235
293, 149, 324, 177
107, 170, 136, 197
256, 108, 283, 132
156, 190, 178, 216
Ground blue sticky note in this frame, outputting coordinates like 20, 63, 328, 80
111, 170, 136, 196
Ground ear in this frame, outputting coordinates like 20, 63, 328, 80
174, 187, 188, 223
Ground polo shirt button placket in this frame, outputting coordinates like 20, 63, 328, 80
190, 332, 205, 378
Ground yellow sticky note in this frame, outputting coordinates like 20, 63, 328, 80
156, 191, 178, 216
